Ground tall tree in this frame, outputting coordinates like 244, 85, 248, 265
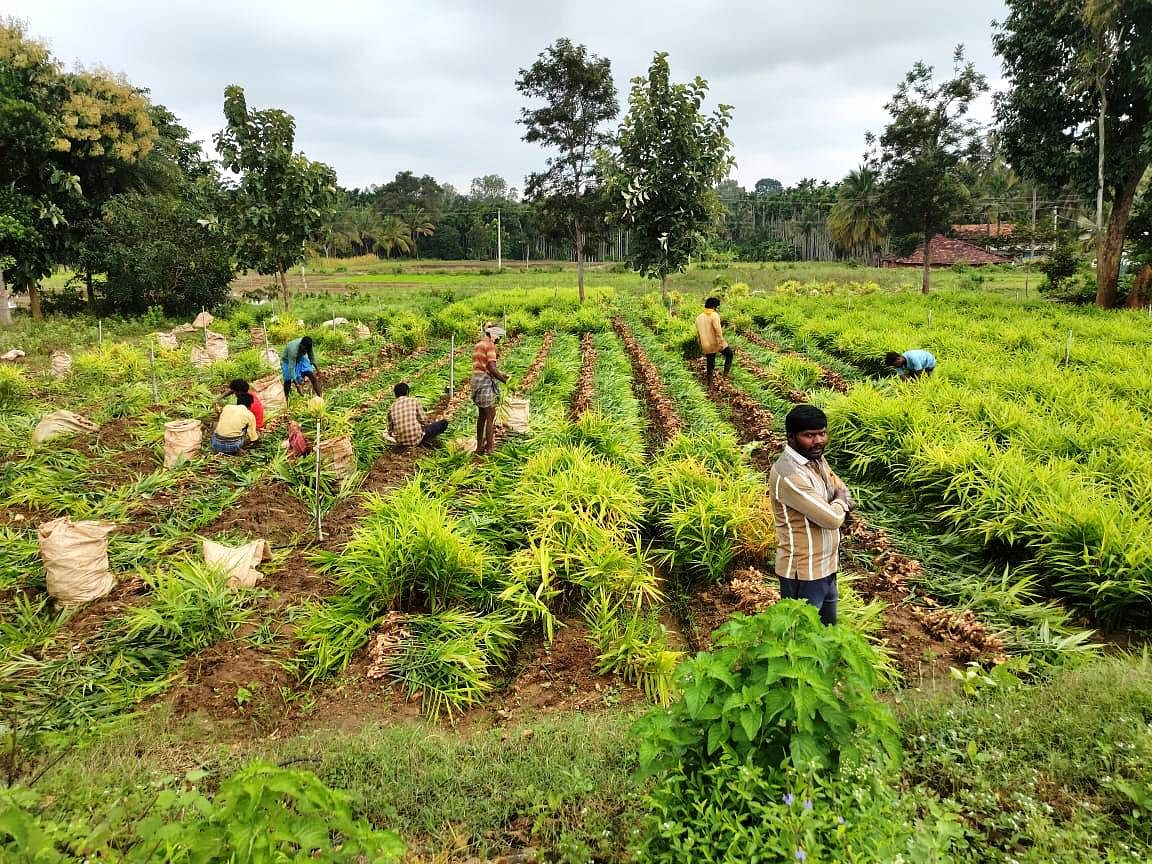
402, 205, 435, 259
875, 47, 987, 294
995, 1, 1152, 307
613, 52, 733, 297
469, 174, 511, 201
214, 85, 337, 309
516, 37, 618, 302
827, 166, 887, 261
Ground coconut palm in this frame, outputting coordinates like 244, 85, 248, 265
828, 166, 887, 262
402, 206, 436, 259
378, 216, 413, 258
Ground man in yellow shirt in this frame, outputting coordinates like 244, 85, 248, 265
211, 392, 259, 455
695, 297, 734, 389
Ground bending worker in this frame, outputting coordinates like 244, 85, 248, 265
282, 335, 322, 399
472, 325, 509, 456
768, 405, 854, 626
387, 382, 449, 448
885, 349, 936, 380
214, 379, 264, 431
695, 297, 734, 389
210, 392, 259, 455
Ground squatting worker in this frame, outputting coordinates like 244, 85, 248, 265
695, 297, 734, 389
768, 405, 854, 626
472, 325, 510, 456
885, 349, 936, 380
213, 379, 264, 431
211, 392, 259, 455
282, 335, 322, 399
387, 382, 449, 448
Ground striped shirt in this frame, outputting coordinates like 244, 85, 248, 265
472, 337, 498, 375
768, 446, 849, 581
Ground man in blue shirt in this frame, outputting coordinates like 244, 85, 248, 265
885, 349, 936, 380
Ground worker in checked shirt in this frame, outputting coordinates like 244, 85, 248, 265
768, 405, 854, 625
386, 382, 448, 448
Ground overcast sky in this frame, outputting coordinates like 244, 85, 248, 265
12, 0, 1008, 197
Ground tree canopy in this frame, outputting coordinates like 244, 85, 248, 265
994, 0, 1152, 307
613, 52, 733, 296
517, 37, 618, 302
875, 47, 987, 293
214, 85, 338, 309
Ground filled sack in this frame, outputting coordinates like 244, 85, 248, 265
163, 418, 202, 467
39, 517, 116, 604
319, 435, 356, 479
496, 397, 531, 434
50, 350, 72, 378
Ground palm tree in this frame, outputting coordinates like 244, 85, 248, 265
378, 216, 413, 258
402, 206, 435, 259
828, 166, 887, 262
340, 207, 383, 257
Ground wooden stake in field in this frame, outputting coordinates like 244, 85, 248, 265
1063, 330, 1073, 365
927, 311, 933, 328
449, 334, 455, 395
314, 419, 323, 541
149, 340, 159, 404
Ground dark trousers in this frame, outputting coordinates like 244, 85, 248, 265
705, 347, 734, 379
419, 419, 449, 446
779, 573, 838, 626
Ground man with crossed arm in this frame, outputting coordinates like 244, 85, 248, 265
768, 405, 854, 625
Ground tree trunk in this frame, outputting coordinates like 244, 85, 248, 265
921, 228, 932, 294
575, 222, 585, 304
85, 268, 95, 306
1126, 264, 1152, 309
27, 280, 42, 321
277, 263, 290, 311
660, 273, 668, 300
0, 270, 11, 327
1095, 170, 1142, 308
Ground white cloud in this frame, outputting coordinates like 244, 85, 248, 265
10, 0, 1008, 191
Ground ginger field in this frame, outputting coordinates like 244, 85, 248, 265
1, 272, 1150, 862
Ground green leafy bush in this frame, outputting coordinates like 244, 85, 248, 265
639, 759, 958, 864
387, 310, 430, 351
634, 603, 899, 781
0, 367, 29, 414
0, 761, 405, 862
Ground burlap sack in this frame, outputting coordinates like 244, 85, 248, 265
249, 327, 266, 346
319, 435, 356, 479
33, 410, 98, 444
190, 346, 212, 368
321, 317, 349, 328
1, 349, 26, 361
261, 347, 280, 368
452, 436, 478, 454
354, 323, 371, 340
155, 331, 179, 350
205, 331, 229, 361
163, 418, 202, 467
496, 397, 531, 434
192, 311, 215, 329
202, 537, 272, 589
49, 351, 72, 378
38, 517, 116, 604
251, 375, 286, 417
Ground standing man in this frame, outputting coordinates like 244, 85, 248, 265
282, 335, 323, 399
768, 405, 854, 626
472, 325, 509, 455
387, 382, 449, 448
885, 349, 936, 380
695, 297, 734, 389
